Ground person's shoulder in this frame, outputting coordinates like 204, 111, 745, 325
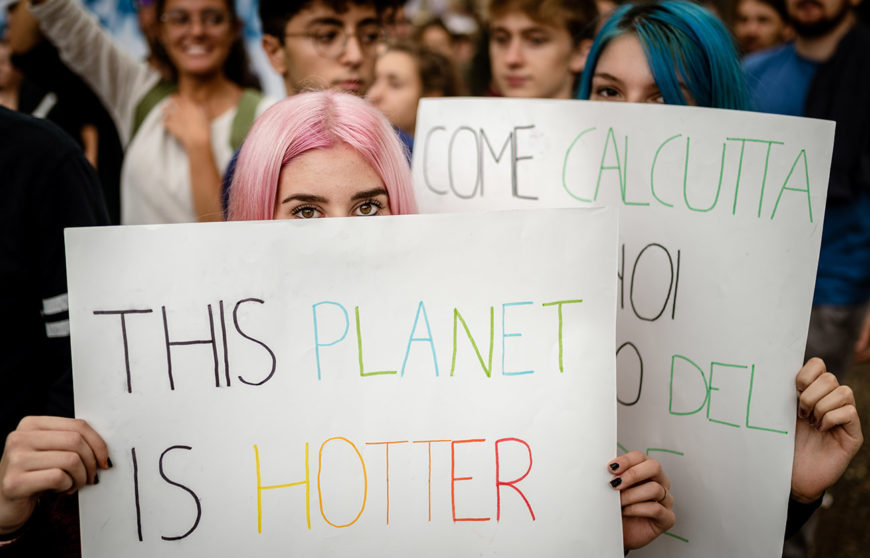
255, 94, 280, 116
0, 106, 81, 157
742, 43, 795, 74
842, 23, 870, 51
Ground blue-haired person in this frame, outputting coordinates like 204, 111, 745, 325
578, 0, 750, 109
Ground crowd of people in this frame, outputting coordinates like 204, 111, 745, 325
1, 0, 868, 555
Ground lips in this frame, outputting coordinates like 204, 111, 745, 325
504, 75, 529, 88
335, 79, 363, 93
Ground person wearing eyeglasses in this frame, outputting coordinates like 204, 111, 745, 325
27, 0, 275, 224
257, 0, 392, 98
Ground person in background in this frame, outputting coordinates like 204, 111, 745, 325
257, 0, 395, 97
415, 16, 453, 57
0, 107, 111, 555
0, 39, 22, 110
383, 3, 415, 41
133, 0, 174, 78
578, 0, 750, 108
29, 0, 270, 224
487, 0, 598, 99
742, 0, 870, 553
6, 0, 124, 223
367, 39, 459, 151
733, 0, 793, 55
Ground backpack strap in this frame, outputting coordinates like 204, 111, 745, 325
230, 88, 263, 152
131, 81, 177, 143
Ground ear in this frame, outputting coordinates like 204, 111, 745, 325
262, 34, 287, 76
570, 38, 594, 74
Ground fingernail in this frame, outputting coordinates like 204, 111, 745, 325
610, 478, 622, 488
107, 457, 113, 468
94, 474, 100, 485
609, 462, 620, 471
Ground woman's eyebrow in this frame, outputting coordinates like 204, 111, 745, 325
593, 72, 623, 84
351, 188, 389, 201
279, 193, 329, 204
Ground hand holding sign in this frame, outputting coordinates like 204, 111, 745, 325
0, 416, 109, 536
609, 451, 675, 550
791, 358, 863, 504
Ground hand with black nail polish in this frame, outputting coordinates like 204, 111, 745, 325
792, 357, 863, 503
607, 450, 675, 551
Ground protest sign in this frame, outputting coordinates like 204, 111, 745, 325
66, 209, 622, 557
412, 98, 834, 558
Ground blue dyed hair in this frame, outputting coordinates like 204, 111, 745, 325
577, 1, 749, 110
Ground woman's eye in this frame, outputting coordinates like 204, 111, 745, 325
595, 86, 620, 98
292, 206, 321, 219
355, 201, 382, 216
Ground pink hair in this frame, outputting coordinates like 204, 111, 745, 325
228, 91, 418, 220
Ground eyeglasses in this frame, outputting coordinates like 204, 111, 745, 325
160, 8, 230, 30
284, 24, 383, 59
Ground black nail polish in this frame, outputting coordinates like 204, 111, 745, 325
94, 474, 100, 485
609, 462, 619, 471
107, 457, 113, 468
610, 478, 622, 488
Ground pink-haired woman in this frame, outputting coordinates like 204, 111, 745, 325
228, 90, 418, 221
224, 90, 676, 552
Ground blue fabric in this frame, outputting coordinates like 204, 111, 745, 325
744, 42, 870, 306
221, 147, 239, 218
742, 43, 817, 116
816, 191, 870, 305
396, 127, 414, 161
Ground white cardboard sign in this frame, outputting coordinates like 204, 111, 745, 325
66, 209, 623, 557
412, 98, 834, 558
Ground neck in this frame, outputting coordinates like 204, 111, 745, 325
177, 74, 241, 118
794, 12, 856, 61
0, 88, 19, 111
178, 73, 230, 99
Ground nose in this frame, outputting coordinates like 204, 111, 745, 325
340, 33, 364, 66
504, 40, 525, 67
189, 15, 205, 36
